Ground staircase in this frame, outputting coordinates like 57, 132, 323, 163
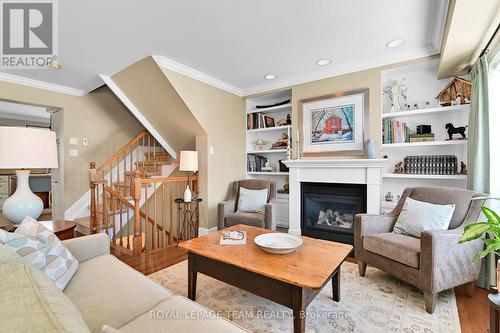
78, 130, 197, 256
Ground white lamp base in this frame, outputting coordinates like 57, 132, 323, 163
2, 170, 43, 224
184, 185, 192, 202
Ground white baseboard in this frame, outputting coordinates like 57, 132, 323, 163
198, 226, 218, 236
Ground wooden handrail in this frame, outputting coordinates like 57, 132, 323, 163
139, 175, 197, 184
95, 129, 148, 175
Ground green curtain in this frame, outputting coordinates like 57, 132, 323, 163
468, 55, 493, 289
468, 55, 490, 193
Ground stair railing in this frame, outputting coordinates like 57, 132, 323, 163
131, 170, 199, 256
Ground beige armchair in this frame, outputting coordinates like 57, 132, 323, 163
218, 179, 277, 230
354, 186, 485, 314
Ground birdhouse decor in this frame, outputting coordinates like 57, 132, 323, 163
436, 76, 471, 107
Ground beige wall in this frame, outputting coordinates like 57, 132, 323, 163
290, 68, 381, 158
161, 68, 246, 228
0, 81, 143, 210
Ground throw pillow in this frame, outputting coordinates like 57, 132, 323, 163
0, 243, 22, 264
393, 197, 455, 238
237, 187, 268, 213
0, 216, 79, 290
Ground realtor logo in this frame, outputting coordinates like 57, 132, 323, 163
1, 0, 58, 69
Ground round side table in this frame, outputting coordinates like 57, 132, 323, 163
174, 198, 202, 245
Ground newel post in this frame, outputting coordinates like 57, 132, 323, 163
132, 169, 142, 256
89, 162, 97, 234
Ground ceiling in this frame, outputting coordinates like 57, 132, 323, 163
0, 0, 447, 96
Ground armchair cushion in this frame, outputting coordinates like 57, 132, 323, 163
237, 187, 268, 213
363, 233, 421, 269
224, 212, 265, 228
393, 197, 455, 237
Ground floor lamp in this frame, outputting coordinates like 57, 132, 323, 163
0, 127, 59, 224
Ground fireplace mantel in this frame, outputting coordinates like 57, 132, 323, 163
283, 159, 385, 235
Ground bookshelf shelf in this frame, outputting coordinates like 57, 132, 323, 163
247, 149, 287, 154
383, 173, 467, 180
381, 104, 469, 119
246, 103, 291, 114
380, 59, 468, 208
382, 140, 467, 148
247, 125, 291, 133
247, 172, 289, 176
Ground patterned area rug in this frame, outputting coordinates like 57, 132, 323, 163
149, 261, 461, 333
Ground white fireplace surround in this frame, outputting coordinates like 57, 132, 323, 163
283, 159, 385, 235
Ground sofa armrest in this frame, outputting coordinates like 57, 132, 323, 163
218, 200, 236, 230
354, 214, 397, 259
62, 233, 110, 263
420, 229, 482, 294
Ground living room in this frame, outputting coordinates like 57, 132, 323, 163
0, 1, 499, 332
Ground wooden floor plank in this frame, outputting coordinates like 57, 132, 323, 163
112, 245, 493, 333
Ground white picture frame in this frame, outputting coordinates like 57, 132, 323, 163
301, 91, 366, 153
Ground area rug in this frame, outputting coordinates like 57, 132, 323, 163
149, 261, 461, 333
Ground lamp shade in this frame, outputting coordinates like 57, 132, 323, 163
0, 126, 58, 169
179, 150, 198, 172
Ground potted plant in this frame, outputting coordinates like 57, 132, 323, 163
459, 197, 500, 288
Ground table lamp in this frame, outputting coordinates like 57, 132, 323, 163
0, 127, 59, 224
179, 150, 198, 202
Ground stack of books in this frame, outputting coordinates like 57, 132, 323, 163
383, 120, 411, 144
271, 138, 287, 150
403, 155, 458, 175
247, 113, 275, 129
247, 154, 268, 172
409, 133, 435, 142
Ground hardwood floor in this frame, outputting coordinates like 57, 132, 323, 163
114, 245, 492, 333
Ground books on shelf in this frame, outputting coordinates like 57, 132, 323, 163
247, 154, 268, 172
409, 133, 434, 142
403, 155, 457, 175
383, 119, 411, 144
271, 138, 288, 150
247, 113, 275, 130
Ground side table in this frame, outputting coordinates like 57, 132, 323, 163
0, 220, 76, 240
490, 293, 500, 333
174, 198, 202, 245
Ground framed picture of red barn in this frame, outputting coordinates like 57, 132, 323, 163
300, 89, 369, 154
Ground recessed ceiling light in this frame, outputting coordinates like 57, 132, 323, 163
386, 39, 406, 48
264, 74, 276, 80
316, 59, 331, 66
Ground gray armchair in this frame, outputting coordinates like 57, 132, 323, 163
218, 179, 277, 230
355, 186, 485, 314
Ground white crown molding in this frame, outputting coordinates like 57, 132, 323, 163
152, 55, 243, 96
241, 47, 439, 96
0, 72, 86, 96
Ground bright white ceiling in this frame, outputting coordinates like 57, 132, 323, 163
0, 0, 447, 96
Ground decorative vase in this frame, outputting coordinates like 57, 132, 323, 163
365, 139, 377, 159
184, 185, 192, 202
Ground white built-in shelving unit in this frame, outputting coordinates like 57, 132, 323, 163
380, 59, 469, 212
245, 89, 292, 228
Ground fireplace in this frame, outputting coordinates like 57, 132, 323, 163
301, 182, 366, 245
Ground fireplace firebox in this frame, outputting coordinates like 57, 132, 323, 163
301, 182, 366, 245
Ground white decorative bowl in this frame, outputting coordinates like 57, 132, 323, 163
254, 233, 304, 254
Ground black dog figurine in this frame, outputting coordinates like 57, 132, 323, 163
445, 123, 467, 140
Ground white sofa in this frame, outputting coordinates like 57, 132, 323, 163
0, 233, 248, 333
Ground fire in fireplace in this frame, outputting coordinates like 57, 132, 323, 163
301, 182, 367, 245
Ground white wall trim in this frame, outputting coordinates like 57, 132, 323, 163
0, 72, 86, 96
152, 55, 243, 97
99, 74, 177, 160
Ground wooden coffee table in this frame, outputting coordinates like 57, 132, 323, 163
179, 224, 352, 333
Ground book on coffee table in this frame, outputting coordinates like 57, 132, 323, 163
220, 230, 246, 245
